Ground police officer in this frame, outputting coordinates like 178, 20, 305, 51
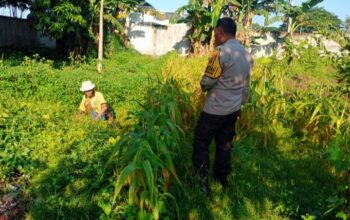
192, 17, 253, 192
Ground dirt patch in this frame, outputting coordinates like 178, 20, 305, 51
285, 74, 336, 92
0, 181, 30, 220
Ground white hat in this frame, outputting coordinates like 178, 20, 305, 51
80, 80, 95, 92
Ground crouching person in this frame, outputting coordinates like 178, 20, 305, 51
79, 80, 115, 123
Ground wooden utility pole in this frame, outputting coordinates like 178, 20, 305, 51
287, 0, 294, 33
97, 0, 104, 73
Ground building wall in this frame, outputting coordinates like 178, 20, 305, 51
127, 22, 190, 56
127, 13, 342, 57
251, 32, 342, 57
0, 16, 55, 49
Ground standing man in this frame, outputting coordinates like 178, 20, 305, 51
192, 17, 253, 192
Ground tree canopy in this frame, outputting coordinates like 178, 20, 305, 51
291, 7, 342, 33
28, 0, 143, 56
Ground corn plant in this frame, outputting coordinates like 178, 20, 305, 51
289, 89, 349, 146
237, 57, 287, 148
108, 79, 193, 219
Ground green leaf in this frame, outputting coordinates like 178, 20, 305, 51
336, 211, 348, 220
225, 0, 242, 7
128, 175, 138, 205
112, 163, 137, 204
301, 0, 323, 12
328, 145, 341, 162
139, 190, 150, 211
211, 0, 225, 28
141, 160, 155, 203
97, 200, 111, 216
307, 103, 322, 126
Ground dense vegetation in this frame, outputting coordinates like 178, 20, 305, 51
1, 40, 349, 219
1, 0, 349, 219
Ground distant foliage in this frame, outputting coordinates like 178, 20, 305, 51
337, 55, 350, 97
296, 7, 342, 33
29, 1, 93, 56
28, 0, 141, 57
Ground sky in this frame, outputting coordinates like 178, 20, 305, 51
0, 0, 348, 22
146, 0, 349, 21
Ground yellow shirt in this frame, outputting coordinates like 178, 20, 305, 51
79, 91, 107, 113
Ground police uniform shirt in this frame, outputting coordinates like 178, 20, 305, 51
200, 39, 254, 116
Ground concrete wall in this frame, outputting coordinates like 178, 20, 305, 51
127, 13, 190, 56
0, 16, 55, 49
127, 14, 342, 57
127, 22, 190, 56
251, 32, 342, 57
251, 32, 284, 57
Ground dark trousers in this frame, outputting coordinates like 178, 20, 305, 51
192, 110, 239, 183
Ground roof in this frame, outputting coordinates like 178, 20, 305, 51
139, 2, 155, 10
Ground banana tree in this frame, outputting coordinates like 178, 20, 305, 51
89, 0, 141, 58
171, 0, 212, 54
171, 0, 240, 53
103, 0, 142, 46
284, 0, 324, 39
225, 0, 287, 46
209, 0, 229, 50
172, 0, 286, 52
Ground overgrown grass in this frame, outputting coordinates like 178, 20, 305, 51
0, 44, 349, 219
0, 49, 169, 219
161, 48, 349, 219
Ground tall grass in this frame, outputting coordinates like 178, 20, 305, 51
159, 45, 350, 219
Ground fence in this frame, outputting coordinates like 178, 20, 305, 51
0, 16, 55, 49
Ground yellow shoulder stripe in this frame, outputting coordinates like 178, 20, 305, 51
204, 50, 222, 79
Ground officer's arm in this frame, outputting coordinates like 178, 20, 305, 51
200, 76, 218, 92
242, 56, 253, 104
200, 48, 224, 92
242, 73, 250, 104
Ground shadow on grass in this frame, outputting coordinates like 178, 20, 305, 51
173, 128, 337, 220
1, 48, 71, 69
229, 136, 336, 219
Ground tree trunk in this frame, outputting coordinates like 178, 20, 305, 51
97, 0, 104, 73
243, 12, 254, 47
209, 30, 215, 51
287, 0, 294, 34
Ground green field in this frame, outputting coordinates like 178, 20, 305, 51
0, 46, 349, 219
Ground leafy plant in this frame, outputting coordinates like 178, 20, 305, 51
108, 79, 193, 219
325, 135, 350, 219
337, 55, 350, 97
